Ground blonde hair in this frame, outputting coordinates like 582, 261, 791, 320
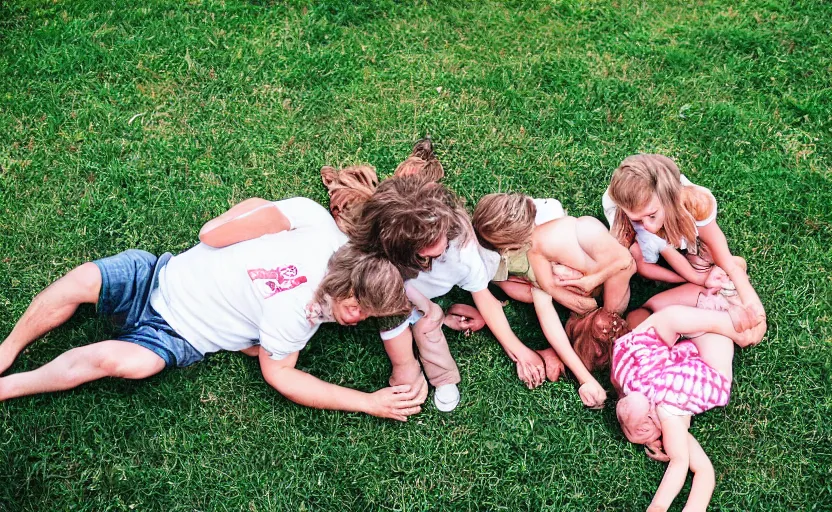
315, 244, 411, 318
472, 193, 536, 252
608, 154, 714, 248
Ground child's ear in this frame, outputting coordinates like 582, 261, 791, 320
321, 166, 338, 188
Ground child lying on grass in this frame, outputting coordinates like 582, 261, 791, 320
612, 304, 764, 512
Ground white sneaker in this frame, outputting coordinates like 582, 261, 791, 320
434, 383, 461, 412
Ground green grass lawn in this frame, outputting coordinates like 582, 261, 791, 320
1, 0, 830, 509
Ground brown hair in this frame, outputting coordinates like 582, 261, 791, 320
607, 154, 714, 248
350, 175, 472, 279
393, 137, 444, 182
320, 165, 379, 238
315, 244, 411, 318
564, 309, 630, 372
472, 193, 537, 252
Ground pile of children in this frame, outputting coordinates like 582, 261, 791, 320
1, 138, 766, 511
322, 141, 766, 511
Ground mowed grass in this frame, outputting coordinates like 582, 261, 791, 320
1, 0, 830, 510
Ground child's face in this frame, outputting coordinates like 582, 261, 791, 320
620, 194, 665, 235
617, 393, 661, 444
331, 296, 368, 326
418, 233, 449, 259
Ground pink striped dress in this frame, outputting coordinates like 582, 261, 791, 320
612, 328, 731, 415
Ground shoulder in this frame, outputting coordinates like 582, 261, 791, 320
680, 175, 717, 226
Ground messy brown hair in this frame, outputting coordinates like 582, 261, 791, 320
565, 309, 630, 372
320, 164, 379, 238
350, 175, 473, 279
608, 154, 714, 248
315, 244, 411, 318
472, 193, 537, 252
393, 137, 445, 182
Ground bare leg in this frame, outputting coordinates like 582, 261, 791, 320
383, 329, 425, 387
601, 259, 637, 314
628, 283, 707, 326
0, 262, 102, 375
688, 333, 734, 381
0, 340, 166, 401
493, 280, 533, 303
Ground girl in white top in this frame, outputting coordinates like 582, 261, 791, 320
602, 154, 765, 342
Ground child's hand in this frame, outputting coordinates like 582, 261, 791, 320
560, 293, 599, 315
728, 301, 766, 334
554, 274, 600, 296
644, 439, 670, 462
578, 380, 607, 409
515, 348, 546, 389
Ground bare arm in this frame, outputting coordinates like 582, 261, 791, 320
683, 434, 716, 512
532, 288, 606, 408
698, 221, 763, 309
529, 248, 598, 315
555, 217, 635, 292
471, 288, 545, 388
649, 412, 692, 512
631, 243, 687, 284
199, 198, 291, 247
258, 350, 423, 421
660, 246, 708, 286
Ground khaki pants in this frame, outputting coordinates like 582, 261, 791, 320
387, 314, 460, 388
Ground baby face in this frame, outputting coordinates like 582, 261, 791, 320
617, 393, 662, 444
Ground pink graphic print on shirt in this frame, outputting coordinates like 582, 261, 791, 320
248, 265, 307, 299
612, 328, 731, 415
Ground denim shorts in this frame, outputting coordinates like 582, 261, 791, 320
94, 249, 203, 368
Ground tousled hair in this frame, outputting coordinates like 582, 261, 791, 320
351, 175, 472, 279
472, 193, 536, 252
608, 154, 714, 248
315, 244, 411, 318
564, 309, 630, 372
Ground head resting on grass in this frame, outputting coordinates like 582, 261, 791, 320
608, 154, 714, 249
565, 309, 630, 372
314, 243, 411, 325
616, 392, 662, 445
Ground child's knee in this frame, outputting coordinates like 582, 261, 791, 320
65, 262, 103, 303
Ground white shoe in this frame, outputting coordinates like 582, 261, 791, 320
434, 384, 460, 412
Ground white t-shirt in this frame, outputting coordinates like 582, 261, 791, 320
601, 175, 718, 263
150, 197, 348, 360
379, 237, 499, 340
533, 198, 566, 225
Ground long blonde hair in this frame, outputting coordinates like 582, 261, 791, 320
608, 154, 714, 248
472, 193, 536, 252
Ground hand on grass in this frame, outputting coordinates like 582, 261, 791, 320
367, 384, 426, 422
578, 380, 607, 409
515, 348, 546, 389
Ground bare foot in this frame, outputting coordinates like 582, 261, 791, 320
443, 304, 485, 336
535, 348, 565, 382
0, 342, 19, 376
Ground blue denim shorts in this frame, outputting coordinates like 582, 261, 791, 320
94, 249, 203, 368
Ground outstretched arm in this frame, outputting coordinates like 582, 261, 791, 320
199, 198, 291, 247
648, 413, 692, 512
471, 288, 546, 389
531, 288, 606, 408
660, 246, 708, 286
683, 434, 716, 512
698, 221, 763, 310
632, 242, 687, 284
259, 350, 424, 421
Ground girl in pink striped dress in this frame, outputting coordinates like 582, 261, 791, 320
612, 304, 764, 512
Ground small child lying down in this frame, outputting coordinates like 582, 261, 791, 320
612, 304, 764, 512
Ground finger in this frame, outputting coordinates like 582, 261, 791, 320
391, 384, 412, 395
396, 397, 427, 409
392, 414, 407, 422
397, 406, 422, 416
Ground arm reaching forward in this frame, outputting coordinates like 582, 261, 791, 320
259, 350, 425, 421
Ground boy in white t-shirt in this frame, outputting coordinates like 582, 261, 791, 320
351, 176, 546, 411
0, 198, 425, 422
